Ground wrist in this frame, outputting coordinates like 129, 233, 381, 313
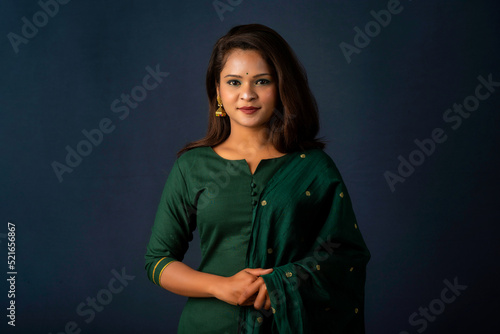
206, 274, 226, 299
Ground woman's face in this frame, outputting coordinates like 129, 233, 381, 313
217, 49, 277, 131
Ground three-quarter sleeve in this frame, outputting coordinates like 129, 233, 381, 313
144, 158, 196, 287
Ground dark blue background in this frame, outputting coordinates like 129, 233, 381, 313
1, 0, 499, 333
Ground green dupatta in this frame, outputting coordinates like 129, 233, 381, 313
238, 149, 370, 334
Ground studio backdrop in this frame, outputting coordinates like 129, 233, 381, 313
1, 0, 499, 333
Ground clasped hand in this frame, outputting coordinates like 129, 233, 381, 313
216, 268, 273, 310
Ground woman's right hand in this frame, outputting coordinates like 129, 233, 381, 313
212, 268, 273, 307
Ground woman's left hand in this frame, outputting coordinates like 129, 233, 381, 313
237, 276, 272, 310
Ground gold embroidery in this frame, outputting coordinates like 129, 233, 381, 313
152, 257, 167, 285
158, 261, 176, 288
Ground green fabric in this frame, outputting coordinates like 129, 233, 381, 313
144, 146, 370, 333
240, 149, 370, 333
144, 146, 291, 333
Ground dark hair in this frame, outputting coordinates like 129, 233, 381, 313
177, 23, 325, 157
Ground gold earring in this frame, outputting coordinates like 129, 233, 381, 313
216, 96, 227, 117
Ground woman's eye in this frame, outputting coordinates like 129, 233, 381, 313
256, 79, 271, 85
227, 80, 240, 86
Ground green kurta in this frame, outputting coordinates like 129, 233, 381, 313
145, 146, 370, 333
145, 146, 291, 333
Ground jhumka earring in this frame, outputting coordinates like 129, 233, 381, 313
215, 96, 227, 117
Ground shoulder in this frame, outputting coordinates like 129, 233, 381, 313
300, 148, 343, 180
176, 146, 211, 167
173, 146, 225, 178
300, 148, 337, 169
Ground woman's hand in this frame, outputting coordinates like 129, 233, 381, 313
212, 268, 273, 309
237, 276, 272, 311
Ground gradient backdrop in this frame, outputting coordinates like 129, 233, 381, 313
1, 0, 499, 333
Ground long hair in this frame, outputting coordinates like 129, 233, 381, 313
177, 24, 325, 157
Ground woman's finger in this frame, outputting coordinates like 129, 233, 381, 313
253, 282, 268, 310
239, 295, 256, 306
237, 278, 262, 305
264, 293, 272, 310
244, 268, 273, 277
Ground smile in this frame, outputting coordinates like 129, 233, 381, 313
238, 107, 260, 114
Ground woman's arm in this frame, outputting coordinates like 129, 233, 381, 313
146, 158, 272, 310
159, 261, 273, 309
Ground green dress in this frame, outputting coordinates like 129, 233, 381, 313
145, 146, 291, 333
145, 146, 370, 333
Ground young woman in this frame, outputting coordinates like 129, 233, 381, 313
145, 24, 370, 333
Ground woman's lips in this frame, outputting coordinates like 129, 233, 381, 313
239, 107, 260, 114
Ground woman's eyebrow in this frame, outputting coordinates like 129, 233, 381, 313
223, 73, 271, 78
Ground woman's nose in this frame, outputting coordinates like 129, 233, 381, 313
240, 84, 256, 101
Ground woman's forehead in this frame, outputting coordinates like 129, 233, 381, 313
221, 49, 271, 74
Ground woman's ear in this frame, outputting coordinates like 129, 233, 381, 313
216, 83, 220, 97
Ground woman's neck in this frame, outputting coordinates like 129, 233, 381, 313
215, 124, 283, 159
226, 125, 270, 150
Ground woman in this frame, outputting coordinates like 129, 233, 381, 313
145, 24, 370, 333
